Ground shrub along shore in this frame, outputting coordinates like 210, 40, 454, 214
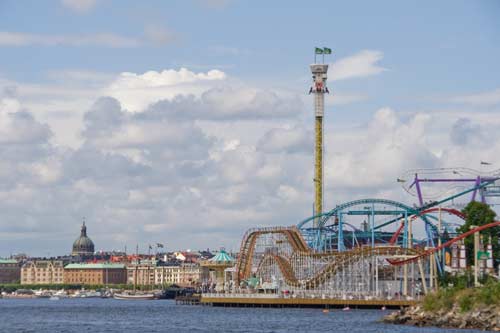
384, 275, 500, 331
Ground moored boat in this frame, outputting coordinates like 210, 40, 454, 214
113, 292, 156, 300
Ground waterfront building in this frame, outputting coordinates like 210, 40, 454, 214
155, 262, 208, 287
64, 263, 127, 285
126, 259, 157, 286
21, 260, 65, 284
72, 222, 95, 256
0, 259, 21, 283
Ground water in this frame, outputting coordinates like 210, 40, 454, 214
0, 298, 485, 333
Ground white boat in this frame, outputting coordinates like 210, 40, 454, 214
113, 292, 156, 300
54, 290, 69, 298
49, 296, 60, 301
72, 290, 102, 298
34, 290, 52, 298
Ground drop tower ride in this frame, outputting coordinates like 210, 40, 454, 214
310, 48, 330, 228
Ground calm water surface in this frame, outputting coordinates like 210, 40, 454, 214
0, 298, 485, 333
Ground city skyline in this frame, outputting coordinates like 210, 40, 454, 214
0, 0, 500, 256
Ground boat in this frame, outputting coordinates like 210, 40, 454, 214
53, 290, 69, 298
34, 290, 52, 298
71, 290, 102, 298
49, 296, 60, 301
113, 292, 156, 300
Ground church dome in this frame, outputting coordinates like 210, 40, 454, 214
72, 222, 95, 256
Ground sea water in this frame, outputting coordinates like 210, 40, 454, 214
0, 298, 485, 333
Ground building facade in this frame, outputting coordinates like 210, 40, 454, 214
64, 263, 127, 285
21, 260, 65, 284
126, 259, 157, 286
0, 259, 21, 283
155, 263, 208, 286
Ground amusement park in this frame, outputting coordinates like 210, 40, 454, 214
200, 50, 500, 308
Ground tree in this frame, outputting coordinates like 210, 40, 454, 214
458, 201, 498, 266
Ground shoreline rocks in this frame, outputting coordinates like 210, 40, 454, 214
383, 305, 500, 331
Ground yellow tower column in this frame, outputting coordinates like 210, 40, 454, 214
310, 63, 329, 228
315, 115, 323, 220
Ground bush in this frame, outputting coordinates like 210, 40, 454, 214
423, 276, 500, 313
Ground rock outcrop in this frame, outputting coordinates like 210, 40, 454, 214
383, 305, 500, 331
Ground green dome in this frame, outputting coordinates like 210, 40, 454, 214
209, 249, 234, 263
72, 222, 95, 256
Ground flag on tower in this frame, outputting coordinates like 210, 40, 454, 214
315, 47, 324, 54
323, 47, 332, 54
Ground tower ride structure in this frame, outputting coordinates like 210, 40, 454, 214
310, 49, 330, 227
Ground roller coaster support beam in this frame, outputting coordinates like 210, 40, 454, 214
371, 202, 375, 248
473, 226, 479, 287
338, 212, 345, 252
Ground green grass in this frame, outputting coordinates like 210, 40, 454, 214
423, 275, 500, 313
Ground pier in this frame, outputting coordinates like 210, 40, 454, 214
200, 294, 416, 309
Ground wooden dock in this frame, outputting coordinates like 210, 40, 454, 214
200, 295, 416, 309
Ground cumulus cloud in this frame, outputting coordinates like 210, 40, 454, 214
105, 68, 226, 111
330, 50, 386, 81
0, 96, 52, 145
325, 108, 438, 191
2, 65, 500, 256
449, 118, 482, 146
0, 31, 140, 48
257, 126, 312, 154
105, 68, 303, 119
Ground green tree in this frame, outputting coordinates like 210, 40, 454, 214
458, 201, 498, 266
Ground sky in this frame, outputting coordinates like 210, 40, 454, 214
0, 0, 499, 256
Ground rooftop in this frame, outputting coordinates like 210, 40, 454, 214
0, 259, 18, 264
209, 249, 234, 263
64, 263, 125, 269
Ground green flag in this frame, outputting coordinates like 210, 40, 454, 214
315, 47, 324, 54
323, 47, 332, 54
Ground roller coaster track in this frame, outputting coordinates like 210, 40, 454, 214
388, 207, 466, 245
388, 221, 500, 266
236, 226, 309, 282
257, 246, 417, 289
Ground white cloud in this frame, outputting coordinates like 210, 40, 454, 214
61, 0, 98, 13
105, 68, 226, 111
330, 50, 386, 81
0, 31, 140, 48
105, 68, 303, 119
2, 65, 500, 256
450, 88, 500, 106
257, 126, 312, 154
0, 97, 52, 145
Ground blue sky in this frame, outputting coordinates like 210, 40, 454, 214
0, 0, 499, 256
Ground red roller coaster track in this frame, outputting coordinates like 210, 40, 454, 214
388, 207, 466, 245
388, 220, 500, 266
